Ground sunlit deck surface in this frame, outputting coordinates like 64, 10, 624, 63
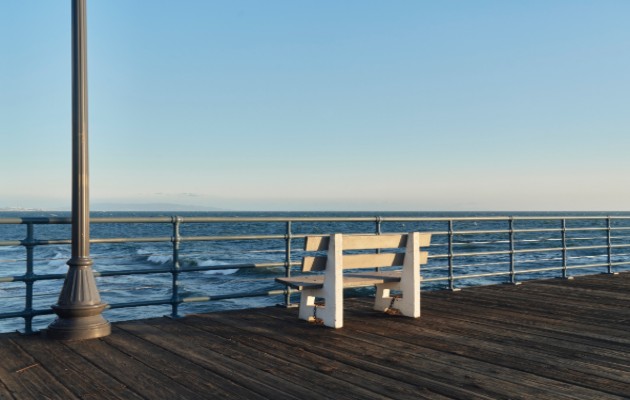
1, 273, 629, 399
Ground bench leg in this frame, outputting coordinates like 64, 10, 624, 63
298, 289, 317, 321
297, 288, 343, 328
374, 282, 420, 318
374, 282, 400, 312
395, 288, 420, 318
392, 231, 422, 318
397, 275, 421, 317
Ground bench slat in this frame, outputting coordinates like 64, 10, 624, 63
301, 256, 328, 272
304, 236, 330, 251
343, 234, 406, 250
275, 276, 325, 290
276, 271, 407, 290
302, 251, 428, 272
343, 252, 406, 269
304, 233, 431, 251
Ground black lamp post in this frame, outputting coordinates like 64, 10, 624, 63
47, 0, 110, 340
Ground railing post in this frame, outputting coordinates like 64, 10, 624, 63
375, 216, 382, 235
283, 221, 293, 307
606, 216, 615, 275
448, 220, 455, 291
561, 219, 569, 279
508, 218, 517, 285
21, 223, 35, 334
375, 217, 383, 272
169, 216, 183, 318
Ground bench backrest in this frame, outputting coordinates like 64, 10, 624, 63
301, 233, 431, 272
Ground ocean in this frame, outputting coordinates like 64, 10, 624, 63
1, 210, 629, 333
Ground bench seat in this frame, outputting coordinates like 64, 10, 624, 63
277, 271, 407, 290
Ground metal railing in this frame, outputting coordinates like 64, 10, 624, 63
1, 214, 629, 334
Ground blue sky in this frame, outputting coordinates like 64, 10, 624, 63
1, 1, 629, 211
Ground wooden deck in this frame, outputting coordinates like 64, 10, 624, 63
0, 272, 629, 399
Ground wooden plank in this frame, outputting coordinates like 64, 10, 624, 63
342, 253, 406, 269
532, 273, 630, 293
423, 293, 630, 349
63, 333, 207, 400
0, 381, 12, 400
255, 306, 588, 400
343, 251, 428, 270
301, 255, 327, 272
302, 251, 428, 271
474, 279, 630, 307
186, 312, 450, 400
347, 298, 630, 395
418, 289, 630, 368
103, 326, 265, 400
452, 287, 630, 330
118, 319, 311, 400
304, 235, 328, 251
277, 271, 403, 290
171, 316, 393, 400
276, 275, 324, 290
199, 308, 493, 399
13, 334, 143, 400
345, 271, 402, 283
341, 275, 394, 288
344, 233, 431, 249
421, 299, 630, 359
520, 282, 630, 304
343, 234, 407, 250
305, 233, 431, 251
416, 310, 630, 382
0, 334, 78, 400
339, 304, 630, 399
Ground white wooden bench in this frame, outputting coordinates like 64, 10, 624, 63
276, 232, 431, 328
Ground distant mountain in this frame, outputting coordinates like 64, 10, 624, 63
91, 202, 227, 212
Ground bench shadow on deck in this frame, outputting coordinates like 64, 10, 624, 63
1, 272, 629, 399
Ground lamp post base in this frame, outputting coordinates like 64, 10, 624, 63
47, 304, 111, 341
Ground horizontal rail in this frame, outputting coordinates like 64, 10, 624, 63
3, 215, 630, 225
